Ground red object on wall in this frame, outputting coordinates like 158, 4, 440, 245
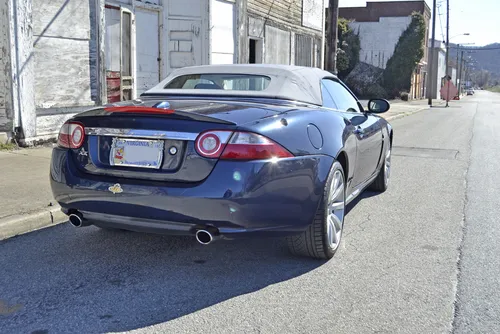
106, 71, 121, 103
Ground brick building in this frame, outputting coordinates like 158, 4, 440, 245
339, 1, 431, 99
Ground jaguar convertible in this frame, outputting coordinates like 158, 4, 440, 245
50, 64, 392, 259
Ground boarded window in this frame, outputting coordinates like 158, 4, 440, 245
295, 34, 313, 67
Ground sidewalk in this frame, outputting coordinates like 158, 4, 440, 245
0, 99, 443, 240
361, 98, 446, 121
383, 98, 447, 121
0, 145, 66, 240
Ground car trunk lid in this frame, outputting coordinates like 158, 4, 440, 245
69, 99, 289, 183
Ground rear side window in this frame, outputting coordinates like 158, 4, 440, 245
164, 74, 271, 91
321, 79, 361, 113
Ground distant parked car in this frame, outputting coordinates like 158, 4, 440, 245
50, 64, 393, 260
467, 90, 474, 95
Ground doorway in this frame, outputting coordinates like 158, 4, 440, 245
249, 38, 263, 64
105, 4, 134, 102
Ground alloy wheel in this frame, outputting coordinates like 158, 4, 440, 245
384, 149, 391, 185
326, 170, 345, 250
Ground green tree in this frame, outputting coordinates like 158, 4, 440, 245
336, 18, 361, 79
383, 12, 426, 97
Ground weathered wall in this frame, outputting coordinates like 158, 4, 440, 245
32, 0, 98, 109
247, 0, 322, 36
9, 0, 37, 139
245, 0, 322, 67
0, 0, 13, 133
264, 25, 290, 65
248, 0, 301, 30
349, 16, 412, 69
167, 0, 209, 74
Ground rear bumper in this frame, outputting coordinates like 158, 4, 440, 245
50, 147, 333, 238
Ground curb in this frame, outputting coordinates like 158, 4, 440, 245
0, 205, 67, 241
384, 102, 446, 122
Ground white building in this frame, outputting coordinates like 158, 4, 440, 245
428, 39, 447, 99
339, 1, 431, 99
0, 0, 324, 144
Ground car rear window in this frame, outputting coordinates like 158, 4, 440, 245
164, 74, 271, 91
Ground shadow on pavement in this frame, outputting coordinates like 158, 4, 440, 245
346, 190, 379, 215
0, 223, 325, 333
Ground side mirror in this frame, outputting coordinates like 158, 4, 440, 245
368, 99, 390, 113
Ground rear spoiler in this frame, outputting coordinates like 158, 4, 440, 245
101, 105, 236, 125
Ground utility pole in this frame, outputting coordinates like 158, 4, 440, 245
427, 0, 437, 106
458, 50, 464, 96
455, 44, 460, 87
327, 0, 339, 74
321, 0, 326, 69
445, 0, 450, 107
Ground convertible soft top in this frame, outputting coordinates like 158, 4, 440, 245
144, 64, 338, 106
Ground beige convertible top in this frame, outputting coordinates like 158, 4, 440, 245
145, 64, 338, 106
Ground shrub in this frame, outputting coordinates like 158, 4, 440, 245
383, 12, 426, 98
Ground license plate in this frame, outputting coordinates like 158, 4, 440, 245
110, 138, 164, 169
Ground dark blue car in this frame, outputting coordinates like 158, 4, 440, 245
50, 64, 392, 259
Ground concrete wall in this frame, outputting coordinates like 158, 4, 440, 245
31, 0, 101, 138
32, 0, 99, 109
0, 0, 13, 134
9, 0, 37, 139
349, 16, 412, 70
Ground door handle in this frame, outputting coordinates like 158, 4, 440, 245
354, 127, 365, 135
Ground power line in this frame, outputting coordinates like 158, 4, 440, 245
448, 46, 500, 50
436, 2, 446, 42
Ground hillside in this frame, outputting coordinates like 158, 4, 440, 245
450, 43, 500, 85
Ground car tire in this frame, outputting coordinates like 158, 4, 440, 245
369, 146, 391, 192
287, 161, 346, 260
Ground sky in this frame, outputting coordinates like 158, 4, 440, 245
338, 0, 499, 46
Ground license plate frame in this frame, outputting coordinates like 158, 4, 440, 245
110, 137, 164, 169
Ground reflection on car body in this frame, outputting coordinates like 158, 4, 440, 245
50, 64, 393, 259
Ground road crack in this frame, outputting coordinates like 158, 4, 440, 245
450, 102, 478, 333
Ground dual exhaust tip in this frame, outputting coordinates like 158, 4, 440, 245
68, 210, 219, 244
68, 212, 86, 228
195, 229, 219, 245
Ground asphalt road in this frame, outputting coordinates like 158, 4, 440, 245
1, 91, 499, 333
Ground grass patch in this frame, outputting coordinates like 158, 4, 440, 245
487, 86, 500, 93
0, 142, 18, 151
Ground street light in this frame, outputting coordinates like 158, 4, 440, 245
448, 32, 470, 41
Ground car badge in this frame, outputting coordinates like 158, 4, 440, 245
156, 101, 171, 109
108, 183, 123, 194
79, 148, 88, 157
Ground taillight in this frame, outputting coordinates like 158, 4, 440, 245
222, 132, 293, 160
195, 131, 293, 160
195, 131, 233, 158
57, 122, 85, 149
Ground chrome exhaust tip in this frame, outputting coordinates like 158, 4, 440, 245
68, 212, 84, 228
195, 229, 217, 245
